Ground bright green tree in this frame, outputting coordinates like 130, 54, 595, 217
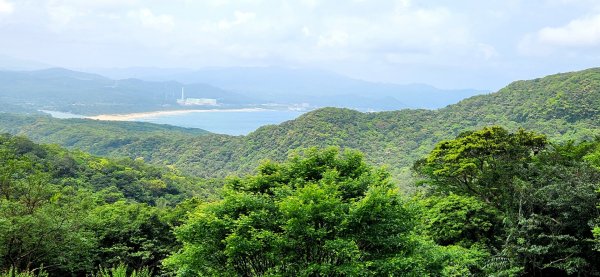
414, 126, 547, 208
165, 147, 482, 276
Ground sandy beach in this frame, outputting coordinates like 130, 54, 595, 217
86, 108, 269, 121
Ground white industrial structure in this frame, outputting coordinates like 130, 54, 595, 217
176, 87, 218, 106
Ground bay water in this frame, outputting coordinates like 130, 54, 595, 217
42, 109, 305, 136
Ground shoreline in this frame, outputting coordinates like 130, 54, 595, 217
86, 108, 272, 121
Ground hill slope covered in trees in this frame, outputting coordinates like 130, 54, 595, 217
0, 134, 218, 275
0, 68, 599, 181
4, 126, 600, 276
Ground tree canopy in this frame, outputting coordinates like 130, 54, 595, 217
415, 127, 600, 276
165, 147, 483, 276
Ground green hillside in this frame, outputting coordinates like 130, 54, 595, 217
0, 134, 218, 275
4, 128, 599, 276
0, 68, 599, 182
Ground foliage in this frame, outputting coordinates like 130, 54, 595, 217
165, 147, 483, 276
416, 127, 600, 276
1, 67, 600, 276
0, 132, 206, 205
2, 126, 600, 276
0, 267, 48, 277
85, 201, 175, 271
94, 264, 151, 277
0, 134, 210, 276
498, 141, 600, 275
414, 126, 547, 207
418, 193, 500, 249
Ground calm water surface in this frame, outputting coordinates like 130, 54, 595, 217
42, 109, 305, 136
137, 110, 305, 135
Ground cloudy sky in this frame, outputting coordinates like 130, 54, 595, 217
1, 0, 600, 90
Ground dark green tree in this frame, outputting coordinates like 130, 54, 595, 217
419, 194, 500, 249
85, 201, 177, 271
416, 127, 600, 276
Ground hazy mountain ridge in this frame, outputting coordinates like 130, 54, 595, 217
0, 68, 258, 115
89, 66, 486, 110
0, 66, 486, 115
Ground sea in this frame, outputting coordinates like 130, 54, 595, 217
40, 109, 306, 136
135, 110, 305, 135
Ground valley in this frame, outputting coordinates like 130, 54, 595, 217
1, 66, 599, 277
1, 68, 598, 182
2, 1, 600, 275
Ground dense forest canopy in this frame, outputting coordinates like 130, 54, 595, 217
1, 68, 600, 276
2, 125, 600, 276
0, 134, 217, 276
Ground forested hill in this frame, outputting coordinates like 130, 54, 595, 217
444, 67, 600, 126
0, 133, 221, 275
1, 68, 599, 180
0, 68, 256, 115
0, 114, 209, 156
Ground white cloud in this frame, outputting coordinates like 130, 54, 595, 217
171, 2, 494, 68
395, 0, 412, 9
388, 7, 465, 48
0, 0, 522, 87
302, 4, 477, 65
46, 4, 86, 28
300, 0, 319, 9
47, 0, 139, 11
129, 8, 174, 32
519, 14, 600, 55
302, 26, 311, 36
477, 43, 498, 60
545, 0, 600, 9
318, 30, 349, 47
538, 14, 600, 47
45, 0, 141, 29
0, 0, 14, 14
217, 11, 255, 30
201, 0, 232, 7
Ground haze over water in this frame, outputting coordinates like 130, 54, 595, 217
42, 109, 305, 136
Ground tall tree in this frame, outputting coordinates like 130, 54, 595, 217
414, 126, 547, 208
416, 127, 600, 276
165, 147, 482, 276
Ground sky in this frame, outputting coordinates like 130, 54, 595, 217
1, 0, 600, 90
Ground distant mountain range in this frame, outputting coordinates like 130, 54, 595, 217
90, 66, 487, 110
0, 61, 486, 115
0, 68, 256, 115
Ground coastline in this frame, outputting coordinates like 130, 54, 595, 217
86, 108, 270, 121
